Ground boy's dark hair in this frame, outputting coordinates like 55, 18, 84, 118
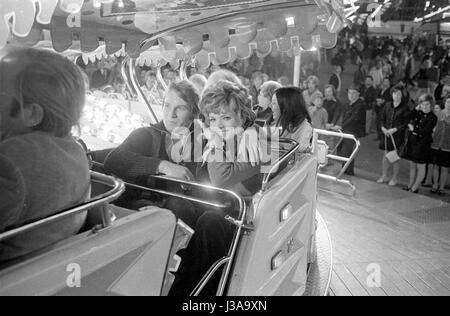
4, 47, 86, 138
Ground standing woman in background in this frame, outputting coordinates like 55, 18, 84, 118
377, 87, 410, 187
431, 97, 450, 196
402, 94, 438, 193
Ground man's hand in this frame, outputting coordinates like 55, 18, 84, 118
381, 127, 388, 135
408, 124, 414, 132
157, 161, 195, 181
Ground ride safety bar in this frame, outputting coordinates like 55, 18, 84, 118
0, 172, 126, 243
313, 129, 361, 195
125, 175, 247, 297
261, 138, 300, 193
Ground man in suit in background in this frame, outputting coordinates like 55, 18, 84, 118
336, 84, 366, 176
329, 64, 343, 95
90, 60, 112, 90
361, 76, 379, 136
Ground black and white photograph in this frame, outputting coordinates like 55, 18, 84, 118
0, 0, 449, 301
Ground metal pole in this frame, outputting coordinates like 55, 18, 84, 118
293, 52, 302, 87
127, 58, 160, 124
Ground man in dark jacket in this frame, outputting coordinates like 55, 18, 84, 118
90, 60, 112, 90
360, 76, 378, 135
337, 84, 366, 176
353, 58, 367, 87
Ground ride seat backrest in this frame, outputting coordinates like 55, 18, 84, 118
228, 155, 318, 296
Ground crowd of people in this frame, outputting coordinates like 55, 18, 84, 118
328, 33, 450, 195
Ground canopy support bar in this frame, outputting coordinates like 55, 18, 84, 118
125, 56, 159, 124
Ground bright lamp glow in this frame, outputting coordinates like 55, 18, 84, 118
271, 251, 285, 271
285, 17, 295, 26
280, 204, 293, 222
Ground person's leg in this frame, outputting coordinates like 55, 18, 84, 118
378, 156, 389, 182
423, 163, 433, 186
365, 110, 372, 135
339, 139, 356, 175
432, 165, 440, 192
169, 211, 235, 296
412, 164, 426, 192
408, 161, 417, 190
439, 167, 449, 191
164, 197, 203, 229
391, 161, 400, 184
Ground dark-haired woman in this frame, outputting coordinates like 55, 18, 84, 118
377, 87, 410, 187
272, 87, 313, 153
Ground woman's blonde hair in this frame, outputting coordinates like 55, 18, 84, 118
306, 75, 320, 87
200, 80, 255, 129
260, 81, 282, 99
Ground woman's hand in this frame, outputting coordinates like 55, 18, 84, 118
203, 126, 224, 150
157, 161, 195, 181
389, 128, 398, 135
408, 124, 414, 132
238, 127, 262, 167
381, 127, 388, 135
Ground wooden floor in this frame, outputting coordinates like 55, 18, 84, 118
318, 177, 450, 296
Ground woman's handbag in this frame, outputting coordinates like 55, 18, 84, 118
385, 134, 401, 163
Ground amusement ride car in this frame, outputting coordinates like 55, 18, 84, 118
0, 0, 353, 296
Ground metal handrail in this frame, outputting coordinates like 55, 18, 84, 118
141, 175, 247, 297
191, 257, 230, 296
261, 138, 300, 192
124, 181, 229, 210
121, 58, 136, 97
313, 129, 361, 195
0, 172, 126, 243
313, 129, 360, 179
156, 62, 169, 92
179, 56, 192, 81
149, 175, 246, 216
